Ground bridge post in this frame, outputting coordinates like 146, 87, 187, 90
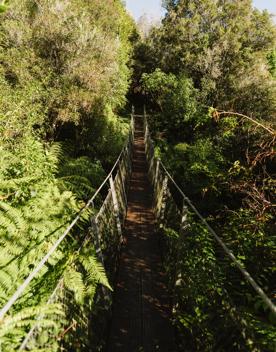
157, 175, 169, 228
153, 158, 160, 194
144, 119, 156, 186
143, 104, 147, 118
130, 111, 135, 145
124, 144, 132, 187
118, 161, 127, 216
91, 216, 105, 266
172, 204, 190, 315
177, 204, 189, 267
180, 204, 189, 234
109, 175, 123, 243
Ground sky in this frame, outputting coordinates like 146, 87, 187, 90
125, 0, 165, 21
125, 0, 276, 21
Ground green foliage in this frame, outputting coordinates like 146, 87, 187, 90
0, 304, 65, 350
137, 0, 276, 350
142, 70, 210, 140
141, 68, 178, 107
267, 50, 276, 78
0, 0, 8, 13
172, 138, 225, 199
0, 115, 117, 350
140, 0, 276, 119
0, 0, 135, 160
64, 248, 111, 305
0, 179, 112, 350
162, 214, 276, 351
0, 0, 134, 350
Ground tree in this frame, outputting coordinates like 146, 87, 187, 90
150, 0, 276, 118
0, 1, 135, 350
137, 13, 161, 39
139, 2, 276, 349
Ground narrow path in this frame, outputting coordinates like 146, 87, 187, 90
107, 117, 175, 351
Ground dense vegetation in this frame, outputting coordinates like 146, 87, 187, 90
0, 0, 275, 350
134, 0, 276, 350
0, 0, 135, 350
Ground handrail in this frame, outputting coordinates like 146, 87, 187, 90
144, 114, 276, 316
19, 213, 99, 350
19, 279, 64, 350
0, 115, 134, 320
159, 161, 276, 316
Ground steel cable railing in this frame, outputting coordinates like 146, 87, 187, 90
143, 111, 276, 350
2, 110, 275, 350
0, 115, 135, 350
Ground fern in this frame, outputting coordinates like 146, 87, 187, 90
58, 175, 95, 199
64, 266, 86, 304
63, 247, 111, 304
0, 0, 132, 348
79, 252, 112, 290
0, 304, 64, 350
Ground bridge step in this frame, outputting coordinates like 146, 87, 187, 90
107, 118, 175, 351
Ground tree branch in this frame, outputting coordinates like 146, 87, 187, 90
214, 109, 276, 135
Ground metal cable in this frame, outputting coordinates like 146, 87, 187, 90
142, 114, 275, 316
0, 116, 134, 320
159, 156, 276, 316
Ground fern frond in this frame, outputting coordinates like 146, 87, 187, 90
0, 304, 64, 337
79, 253, 112, 290
0, 201, 27, 232
58, 175, 95, 198
46, 143, 63, 174
63, 266, 86, 304
0, 266, 18, 294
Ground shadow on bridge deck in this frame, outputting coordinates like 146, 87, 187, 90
107, 117, 175, 351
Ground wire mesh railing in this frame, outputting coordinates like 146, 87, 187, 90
2, 109, 275, 351
0, 115, 134, 351
143, 111, 276, 351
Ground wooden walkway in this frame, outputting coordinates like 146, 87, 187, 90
107, 117, 175, 351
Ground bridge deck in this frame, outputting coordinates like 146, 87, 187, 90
107, 117, 175, 351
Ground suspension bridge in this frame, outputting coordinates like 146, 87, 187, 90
0, 110, 275, 351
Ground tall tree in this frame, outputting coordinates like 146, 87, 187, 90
151, 0, 276, 118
